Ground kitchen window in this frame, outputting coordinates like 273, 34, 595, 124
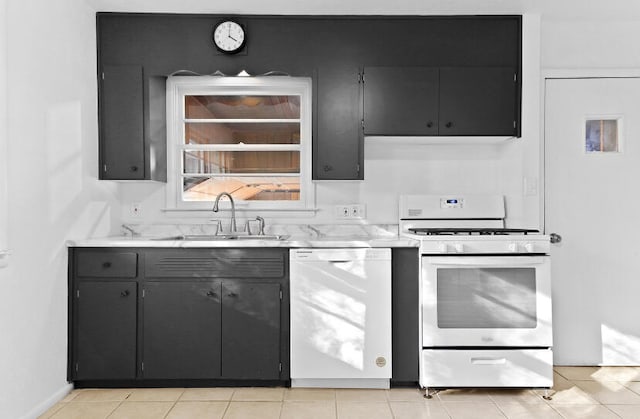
166, 76, 313, 210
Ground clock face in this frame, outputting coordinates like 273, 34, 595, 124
213, 20, 246, 54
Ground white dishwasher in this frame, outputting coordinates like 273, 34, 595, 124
289, 248, 392, 389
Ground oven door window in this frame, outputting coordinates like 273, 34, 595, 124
436, 268, 537, 329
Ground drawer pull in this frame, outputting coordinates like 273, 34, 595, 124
227, 292, 238, 298
120, 290, 130, 297
102, 261, 112, 268
206, 291, 217, 297
471, 357, 506, 365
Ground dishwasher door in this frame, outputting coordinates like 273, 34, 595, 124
289, 248, 392, 388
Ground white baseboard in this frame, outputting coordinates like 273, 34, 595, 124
20, 383, 73, 419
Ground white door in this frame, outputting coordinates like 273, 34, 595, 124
545, 77, 640, 365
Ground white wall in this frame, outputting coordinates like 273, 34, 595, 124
0, 0, 121, 417
0, 0, 8, 255
119, 15, 543, 231
542, 19, 640, 69
541, 18, 640, 366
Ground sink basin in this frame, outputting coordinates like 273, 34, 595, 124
151, 234, 289, 241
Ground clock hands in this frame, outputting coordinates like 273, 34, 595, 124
227, 24, 238, 42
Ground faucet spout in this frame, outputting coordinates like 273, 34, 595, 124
212, 192, 237, 233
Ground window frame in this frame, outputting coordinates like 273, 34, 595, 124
166, 76, 314, 211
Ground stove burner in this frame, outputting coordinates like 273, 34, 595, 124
408, 228, 540, 236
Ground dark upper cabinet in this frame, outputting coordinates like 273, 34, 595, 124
364, 67, 439, 136
100, 65, 145, 180
439, 67, 517, 136
315, 67, 363, 180
99, 66, 167, 181
142, 281, 222, 379
74, 281, 137, 380
363, 66, 518, 137
97, 15, 521, 180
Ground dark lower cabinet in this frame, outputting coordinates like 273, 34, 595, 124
391, 248, 419, 385
142, 281, 222, 379
69, 247, 289, 385
75, 281, 137, 380
221, 282, 281, 379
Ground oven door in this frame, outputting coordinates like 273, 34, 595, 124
422, 256, 552, 347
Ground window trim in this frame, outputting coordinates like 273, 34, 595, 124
166, 76, 314, 211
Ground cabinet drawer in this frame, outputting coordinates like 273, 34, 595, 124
421, 349, 553, 388
145, 249, 286, 279
75, 251, 138, 278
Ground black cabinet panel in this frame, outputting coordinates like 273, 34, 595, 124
364, 66, 518, 137
142, 281, 222, 379
75, 281, 137, 380
439, 67, 516, 136
75, 250, 137, 278
364, 67, 439, 136
222, 282, 281, 379
391, 248, 419, 384
100, 65, 145, 180
98, 15, 521, 180
144, 248, 285, 279
315, 67, 363, 180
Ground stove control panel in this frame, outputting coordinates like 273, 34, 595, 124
440, 198, 464, 209
420, 237, 550, 255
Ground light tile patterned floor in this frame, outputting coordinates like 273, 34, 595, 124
38, 367, 640, 419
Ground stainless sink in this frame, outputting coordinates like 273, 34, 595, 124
151, 234, 289, 241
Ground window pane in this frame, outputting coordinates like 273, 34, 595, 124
185, 95, 300, 119
183, 150, 299, 174
586, 119, 618, 152
183, 176, 301, 201
185, 122, 300, 145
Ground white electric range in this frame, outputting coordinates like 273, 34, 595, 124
399, 194, 553, 398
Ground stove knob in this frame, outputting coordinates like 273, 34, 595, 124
524, 243, 534, 253
454, 243, 464, 253
438, 243, 448, 253
508, 243, 518, 252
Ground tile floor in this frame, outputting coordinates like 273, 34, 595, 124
38, 367, 640, 419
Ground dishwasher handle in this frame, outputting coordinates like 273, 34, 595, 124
290, 248, 391, 261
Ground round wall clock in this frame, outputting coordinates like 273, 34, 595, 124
212, 20, 246, 54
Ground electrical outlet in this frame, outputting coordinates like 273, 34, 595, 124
334, 204, 365, 219
130, 202, 142, 218
523, 177, 538, 196
335, 205, 350, 218
350, 204, 365, 219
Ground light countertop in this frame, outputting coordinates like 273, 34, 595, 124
66, 235, 419, 248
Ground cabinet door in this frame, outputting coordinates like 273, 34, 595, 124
439, 67, 517, 136
100, 65, 145, 179
222, 282, 281, 379
364, 67, 439, 136
143, 281, 222, 379
315, 67, 363, 180
75, 281, 137, 380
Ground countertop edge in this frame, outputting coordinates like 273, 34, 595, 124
65, 237, 420, 248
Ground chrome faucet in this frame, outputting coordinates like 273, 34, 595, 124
212, 192, 237, 233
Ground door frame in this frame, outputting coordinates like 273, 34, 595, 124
541, 68, 640, 232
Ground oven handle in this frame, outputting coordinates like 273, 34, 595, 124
471, 357, 507, 365
423, 256, 548, 266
